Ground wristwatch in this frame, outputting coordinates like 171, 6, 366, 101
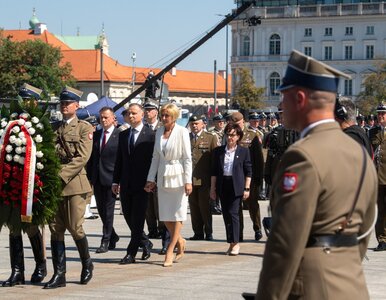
244, 188, 250, 192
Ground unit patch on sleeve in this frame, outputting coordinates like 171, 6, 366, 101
282, 173, 298, 192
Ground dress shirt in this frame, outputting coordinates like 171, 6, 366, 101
223, 145, 237, 176
100, 125, 115, 148
300, 119, 335, 139
131, 122, 144, 144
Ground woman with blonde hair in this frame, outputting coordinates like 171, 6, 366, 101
145, 103, 192, 267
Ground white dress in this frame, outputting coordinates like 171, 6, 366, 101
147, 124, 192, 221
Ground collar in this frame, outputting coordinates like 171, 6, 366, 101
63, 116, 75, 124
300, 119, 336, 139
103, 124, 115, 133
132, 122, 144, 132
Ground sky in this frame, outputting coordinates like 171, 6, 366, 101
0, 0, 236, 73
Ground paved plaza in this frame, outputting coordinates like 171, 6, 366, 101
0, 201, 385, 299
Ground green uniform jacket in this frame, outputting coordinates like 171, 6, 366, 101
369, 125, 386, 184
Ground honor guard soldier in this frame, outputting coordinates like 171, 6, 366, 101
44, 86, 94, 289
209, 113, 226, 146
255, 50, 377, 299
188, 114, 218, 241
230, 112, 265, 241
369, 102, 386, 251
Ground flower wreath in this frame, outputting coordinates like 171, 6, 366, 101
0, 99, 62, 230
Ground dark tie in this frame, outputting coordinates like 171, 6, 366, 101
101, 130, 109, 149
129, 128, 136, 154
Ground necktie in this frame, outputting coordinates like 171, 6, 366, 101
129, 128, 136, 154
101, 130, 108, 149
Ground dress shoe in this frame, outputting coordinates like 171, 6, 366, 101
142, 243, 153, 260
108, 235, 120, 250
374, 241, 386, 251
163, 253, 174, 267
158, 247, 167, 255
255, 230, 263, 241
205, 234, 213, 241
230, 244, 240, 256
189, 234, 204, 241
119, 254, 136, 264
175, 238, 186, 261
95, 242, 109, 253
85, 215, 98, 220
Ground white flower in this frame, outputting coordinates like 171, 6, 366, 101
17, 119, 26, 126
36, 123, 44, 130
5, 145, 13, 153
5, 154, 12, 161
15, 138, 23, 146
0, 129, 3, 136
36, 151, 44, 158
21, 137, 27, 145
21, 146, 26, 153
13, 154, 20, 163
10, 113, 19, 120
9, 135, 17, 144
18, 157, 25, 165
36, 162, 44, 170
31, 117, 39, 124
27, 127, 36, 135
1, 121, 7, 128
35, 135, 43, 143
24, 121, 32, 129
1, 118, 7, 122
18, 132, 25, 138
15, 147, 23, 154
12, 126, 20, 134
19, 113, 30, 120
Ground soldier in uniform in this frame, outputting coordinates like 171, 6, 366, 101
266, 113, 278, 132
256, 50, 377, 299
369, 102, 386, 251
257, 112, 269, 137
188, 115, 218, 241
44, 86, 94, 289
230, 112, 264, 241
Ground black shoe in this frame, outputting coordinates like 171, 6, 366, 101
75, 237, 93, 285
189, 234, 204, 241
2, 235, 25, 287
158, 247, 167, 255
205, 234, 213, 241
374, 241, 386, 251
142, 242, 153, 261
95, 242, 109, 254
108, 235, 120, 250
120, 254, 136, 264
29, 232, 47, 284
255, 230, 263, 241
85, 215, 98, 220
43, 240, 66, 289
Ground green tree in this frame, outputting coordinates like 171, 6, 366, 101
0, 31, 75, 99
231, 68, 265, 109
356, 61, 386, 115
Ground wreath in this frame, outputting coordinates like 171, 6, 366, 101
0, 99, 62, 231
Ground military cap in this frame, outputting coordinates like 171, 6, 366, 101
202, 115, 208, 124
18, 83, 42, 100
189, 114, 204, 122
376, 102, 386, 112
267, 113, 277, 119
367, 114, 376, 121
356, 114, 365, 122
143, 99, 159, 109
259, 112, 267, 120
277, 50, 350, 93
230, 111, 244, 122
248, 112, 259, 120
212, 113, 225, 121
60, 86, 83, 102
84, 115, 98, 126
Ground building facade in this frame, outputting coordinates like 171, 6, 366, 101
232, 0, 386, 107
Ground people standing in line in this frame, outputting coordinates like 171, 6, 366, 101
87, 107, 120, 254
145, 103, 192, 267
188, 115, 218, 241
210, 123, 252, 255
256, 50, 377, 299
44, 86, 94, 289
112, 103, 155, 264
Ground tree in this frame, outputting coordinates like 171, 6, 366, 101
0, 31, 75, 99
356, 61, 386, 115
231, 68, 265, 109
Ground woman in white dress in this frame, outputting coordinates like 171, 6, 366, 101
145, 103, 192, 267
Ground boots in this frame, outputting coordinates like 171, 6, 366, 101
43, 240, 66, 289
2, 235, 25, 287
29, 231, 47, 284
75, 236, 93, 284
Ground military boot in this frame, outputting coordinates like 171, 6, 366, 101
75, 236, 94, 284
29, 231, 47, 284
2, 235, 25, 287
43, 240, 66, 289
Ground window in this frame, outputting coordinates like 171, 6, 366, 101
269, 34, 281, 55
242, 36, 250, 56
366, 26, 374, 35
305, 28, 312, 37
345, 27, 353, 36
345, 46, 353, 60
344, 80, 352, 96
325, 27, 333, 36
324, 46, 332, 60
366, 45, 374, 59
304, 46, 312, 57
269, 72, 281, 96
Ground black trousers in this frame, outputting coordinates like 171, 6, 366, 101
220, 176, 242, 243
121, 189, 150, 257
376, 184, 386, 243
94, 182, 118, 243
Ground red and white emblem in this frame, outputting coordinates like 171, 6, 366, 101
88, 132, 93, 140
282, 173, 298, 192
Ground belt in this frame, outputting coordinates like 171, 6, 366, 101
306, 234, 358, 248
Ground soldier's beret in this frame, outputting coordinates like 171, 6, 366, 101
230, 111, 244, 122
212, 114, 225, 121
376, 102, 386, 112
189, 114, 204, 122
277, 50, 350, 93
18, 83, 42, 100
60, 86, 83, 102
143, 99, 158, 109
248, 112, 259, 120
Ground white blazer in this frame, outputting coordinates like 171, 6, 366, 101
147, 123, 192, 188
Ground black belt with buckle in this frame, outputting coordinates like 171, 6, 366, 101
306, 234, 358, 248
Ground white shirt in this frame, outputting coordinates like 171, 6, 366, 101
100, 125, 115, 147
223, 145, 237, 176
300, 119, 336, 139
131, 122, 144, 144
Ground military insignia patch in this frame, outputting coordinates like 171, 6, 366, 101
282, 173, 297, 192
88, 132, 93, 140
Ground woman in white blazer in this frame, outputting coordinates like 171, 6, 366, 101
145, 103, 192, 267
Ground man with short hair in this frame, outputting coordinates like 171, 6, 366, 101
256, 50, 377, 299
209, 114, 226, 147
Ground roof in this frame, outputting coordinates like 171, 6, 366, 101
3, 30, 71, 50
55, 35, 100, 50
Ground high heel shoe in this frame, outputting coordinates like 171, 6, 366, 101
225, 244, 232, 255
175, 238, 186, 261
230, 243, 240, 256
163, 253, 174, 267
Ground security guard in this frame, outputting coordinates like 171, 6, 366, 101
230, 112, 264, 241
188, 114, 218, 241
44, 86, 94, 289
256, 50, 377, 299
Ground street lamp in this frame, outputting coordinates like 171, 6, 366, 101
131, 52, 136, 92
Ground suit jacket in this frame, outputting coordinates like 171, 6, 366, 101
113, 125, 155, 194
87, 127, 120, 186
257, 122, 378, 299
369, 125, 386, 184
211, 145, 252, 197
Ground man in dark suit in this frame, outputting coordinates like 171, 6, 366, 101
112, 103, 155, 264
87, 107, 120, 253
